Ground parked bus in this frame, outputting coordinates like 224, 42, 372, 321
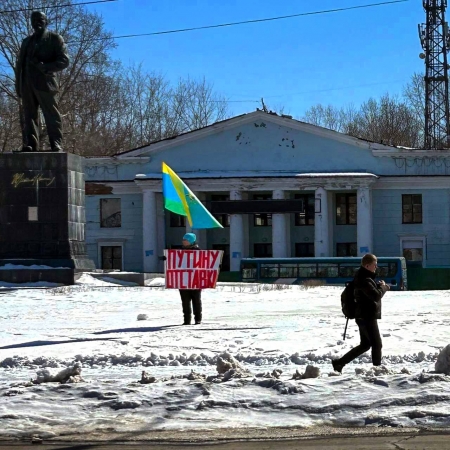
240, 257, 407, 291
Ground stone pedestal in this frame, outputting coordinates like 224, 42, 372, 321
0, 152, 95, 285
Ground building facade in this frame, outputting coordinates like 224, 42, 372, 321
84, 111, 450, 275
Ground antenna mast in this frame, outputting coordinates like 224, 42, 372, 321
419, 0, 450, 149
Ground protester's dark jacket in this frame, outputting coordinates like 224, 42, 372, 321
184, 244, 200, 251
354, 266, 388, 320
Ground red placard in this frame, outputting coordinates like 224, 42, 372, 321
164, 249, 223, 289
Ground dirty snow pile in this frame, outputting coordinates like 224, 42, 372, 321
0, 282, 450, 439
435, 344, 450, 375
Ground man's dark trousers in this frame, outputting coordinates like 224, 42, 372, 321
180, 290, 202, 324
339, 319, 382, 366
22, 81, 63, 150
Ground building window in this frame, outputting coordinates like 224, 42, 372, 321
211, 195, 230, 227
295, 243, 314, 257
336, 194, 357, 225
253, 194, 272, 227
169, 212, 186, 227
213, 244, 230, 271
294, 194, 315, 226
254, 243, 272, 257
336, 242, 357, 257
101, 246, 122, 270
100, 198, 121, 228
402, 194, 422, 224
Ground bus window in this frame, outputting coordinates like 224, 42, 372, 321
261, 264, 279, 278
388, 263, 397, 277
279, 264, 298, 278
377, 263, 389, 277
317, 264, 339, 277
298, 264, 317, 278
377, 263, 398, 278
339, 264, 358, 277
242, 264, 257, 280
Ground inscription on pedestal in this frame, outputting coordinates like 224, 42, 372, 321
11, 173, 56, 188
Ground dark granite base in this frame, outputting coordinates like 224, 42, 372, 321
0, 152, 95, 284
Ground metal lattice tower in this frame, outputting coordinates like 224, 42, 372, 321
419, 0, 450, 149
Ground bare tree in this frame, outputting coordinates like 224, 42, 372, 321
112, 66, 230, 154
403, 72, 425, 144
302, 104, 357, 133
0, 90, 17, 151
61, 62, 127, 155
347, 94, 421, 147
302, 89, 422, 148
173, 76, 229, 132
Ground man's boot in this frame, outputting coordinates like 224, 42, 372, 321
18, 145, 37, 152
332, 359, 344, 374
183, 315, 191, 326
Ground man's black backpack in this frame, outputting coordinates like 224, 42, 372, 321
341, 280, 356, 319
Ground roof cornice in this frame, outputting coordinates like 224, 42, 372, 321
372, 148, 450, 158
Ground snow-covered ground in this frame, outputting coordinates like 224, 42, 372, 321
0, 276, 450, 439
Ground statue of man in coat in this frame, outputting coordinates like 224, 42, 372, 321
15, 11, 70, 152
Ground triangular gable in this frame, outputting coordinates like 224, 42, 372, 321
116, 110, 392, 159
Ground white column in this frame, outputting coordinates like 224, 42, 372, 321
314, 187, 330, 257
143, 190, 159, 273
230, 190, 245, 272
156, 193, 166, 272
357, 187, 373, 256
272, 189, 289, 257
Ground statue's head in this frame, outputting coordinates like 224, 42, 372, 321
31, 11, 47, 34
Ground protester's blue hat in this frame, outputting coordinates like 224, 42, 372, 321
183, 233, 196, 244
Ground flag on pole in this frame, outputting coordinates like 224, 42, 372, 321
162, 162, 223, 229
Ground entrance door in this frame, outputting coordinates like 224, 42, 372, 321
101, 245, 123, 270
213, 244, 230, 271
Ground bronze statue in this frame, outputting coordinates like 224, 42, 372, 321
15, 11, 70, 152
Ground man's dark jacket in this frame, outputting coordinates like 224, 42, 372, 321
354, 266, 389, 320
15, 30, 70, 96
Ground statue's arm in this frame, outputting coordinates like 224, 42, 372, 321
42, 35, 70, 73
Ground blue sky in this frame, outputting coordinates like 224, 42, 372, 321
87, 0, 423, 118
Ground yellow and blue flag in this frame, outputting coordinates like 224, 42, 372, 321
162, 162, 223, 229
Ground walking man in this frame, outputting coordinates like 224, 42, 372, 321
179, 233, 202, 325
15, 11, 70, 152
332, 253, 390, 373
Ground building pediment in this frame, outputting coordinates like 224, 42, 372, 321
116, 111, 391, 159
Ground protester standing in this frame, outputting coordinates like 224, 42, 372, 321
332, 253, 390, 373
179, 233, 202, 325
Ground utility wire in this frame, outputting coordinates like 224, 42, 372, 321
0, 0, 117, 14
88, 0, 408, 41
262, 79, 407, 99
206, 79, 407, 103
